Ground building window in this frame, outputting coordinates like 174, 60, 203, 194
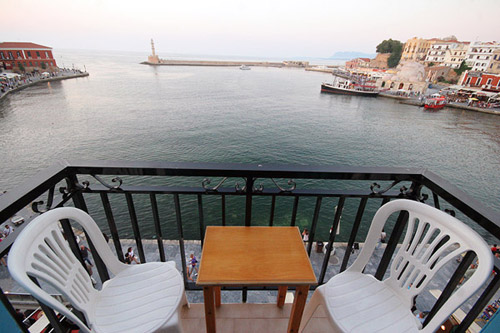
36, 51, 40, 58
27, 51, 31, 58
16, 51, 21, 58
0, 52, 4, 60
8, 51, 13, 59
466, 77, 471, 85
390, 82, 395, 89
398, 83, 404, 90
29, 62, 32, 66
381, 81, 386, 88
487, 78, 492, 85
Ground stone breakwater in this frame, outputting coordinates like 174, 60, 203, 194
142, 60, 292, 67
0, 72, 90, 101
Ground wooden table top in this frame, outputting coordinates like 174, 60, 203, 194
196, 226, 317, 286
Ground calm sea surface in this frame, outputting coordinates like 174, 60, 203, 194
0, 50, 499, 241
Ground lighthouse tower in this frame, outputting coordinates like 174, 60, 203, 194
148, 38, 160, 64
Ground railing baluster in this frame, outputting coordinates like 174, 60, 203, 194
221, 194, 226, 226
424, 251, 476, 327
100, 193, 124, 262
340, 198, 368, 272
30, 277, 66, 333
432, 192, 441, 209
0, 286, 30, 333
69, 174, 109, 282
290, 196, 299, 226
269, 195, 276, 226
125, 193, 146, 263
375, 210, 409, 280
457, 266, 500, 331
174, 194, 189, 289
306, 197, 322, 256
150, 194, 165, 262
198, 194, 206, 247
319, 197, 345, 284
244, 177, 254, 227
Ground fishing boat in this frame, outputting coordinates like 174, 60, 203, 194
321, 78, 379, 97
239, 65, 251, 70
424, 96, 447, 110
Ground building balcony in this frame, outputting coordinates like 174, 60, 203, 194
0, 161, 499, 332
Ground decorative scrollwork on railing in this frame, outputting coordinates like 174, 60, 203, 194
202, 177, 228, 191
91, 174, 123, 190
235, 178, 247, 193
370, 181, 402, 195
32, 186, 55, 213
271, 178, 296, 193
253, 182, 264, 193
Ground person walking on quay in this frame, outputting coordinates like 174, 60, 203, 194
302, 228, 309, 243
188, 254, 198, 281
80, 244, 96, 285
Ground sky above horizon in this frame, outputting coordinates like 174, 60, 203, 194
3, 0, 499, 58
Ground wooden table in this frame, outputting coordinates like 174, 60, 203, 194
196, 226, 317, 333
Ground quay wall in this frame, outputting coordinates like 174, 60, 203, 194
141, 60, 285, 67
0, 73, 89, 101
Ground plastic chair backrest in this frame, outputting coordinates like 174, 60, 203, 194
347, 200, 493, 332
8, 207, 126, 332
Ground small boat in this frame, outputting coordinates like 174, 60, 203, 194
424, 96, 446, 110
239, 65, 251, 70
321, 78, 379, 97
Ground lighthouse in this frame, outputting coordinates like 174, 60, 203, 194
148, 38, 160, 64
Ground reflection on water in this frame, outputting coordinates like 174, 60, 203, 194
0, 49, 499, 240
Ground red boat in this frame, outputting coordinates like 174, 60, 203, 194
424, 97, 446, 110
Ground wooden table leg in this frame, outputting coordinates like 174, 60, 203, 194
277, 286, 288, 308
287, 285, 309, 333
203, 286, 216, 333
214, 286, 221, 307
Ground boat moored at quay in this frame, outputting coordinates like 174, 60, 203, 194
321, 78, 379, 97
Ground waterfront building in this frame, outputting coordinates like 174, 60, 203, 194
460, 71, 500, 92
425, 66, 455, 83
465, 41, 500, 72
375, 61, 427, 94
369, 53, 390, 69
0, 42, 57, 72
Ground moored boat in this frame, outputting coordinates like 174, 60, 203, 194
321, 78, 379, 97
240, 65, 251, 70
424, 96, 446, 110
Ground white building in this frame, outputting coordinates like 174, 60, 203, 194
425, 41, 451, 64
442, 42, 470, 68
465, 41, 500, 72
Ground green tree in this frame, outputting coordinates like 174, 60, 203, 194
454, 60, 471, 76
376, 39, 403, 68
18, 63, 25, 73
41, 62, 46, 70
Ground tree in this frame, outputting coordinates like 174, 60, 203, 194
454, 60, 471, 76
376, 39, 403, 68
18, 63, 25, 73
41, 62, 46, 70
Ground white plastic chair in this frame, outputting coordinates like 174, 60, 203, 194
8, 207, 188, 333
300, 199, 493, 333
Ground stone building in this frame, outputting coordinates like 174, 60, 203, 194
402, 37, 433, 62
369, 53, 390, 69
345, 58, 370, 69
376, 61, 427, 94
442, 42, 469, 68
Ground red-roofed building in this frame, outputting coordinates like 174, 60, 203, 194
0, 42, 57, 72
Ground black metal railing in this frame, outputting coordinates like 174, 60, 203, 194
0, 161, 499, 332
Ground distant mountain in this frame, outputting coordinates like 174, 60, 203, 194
329, 52, 376, 60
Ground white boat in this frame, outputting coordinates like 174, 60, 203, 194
239, 65, 251, 70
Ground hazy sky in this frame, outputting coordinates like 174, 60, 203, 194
3, 0, 499, 58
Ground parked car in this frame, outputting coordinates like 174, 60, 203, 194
11, 216, 25, 226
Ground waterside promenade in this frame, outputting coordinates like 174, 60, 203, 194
0, 70, 89, 101
142, 59, 286, 67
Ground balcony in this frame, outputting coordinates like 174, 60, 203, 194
1, 161, 499, 332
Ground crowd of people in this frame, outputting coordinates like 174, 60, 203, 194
0, 68, 86, 95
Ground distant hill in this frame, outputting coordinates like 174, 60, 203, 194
329, 52, 376, 60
